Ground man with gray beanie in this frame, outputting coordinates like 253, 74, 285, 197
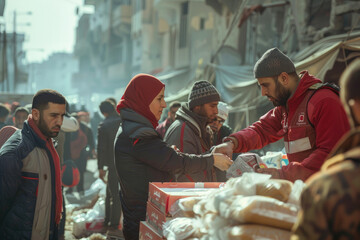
214, 47, 350, 182
164, 80, 221, 182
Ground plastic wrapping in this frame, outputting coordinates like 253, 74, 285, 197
173, 196, 204, 218
219, 224, 291, 240
226, 153, 266, 178
225, 172, 271, 196
287, 179, 306, 207
163, 217, 202, 240
66, 178, 106, 205
261, 151, 283, 169
201, 212, 233, 239
219, 195, 298, 230
256, 179, 293, 202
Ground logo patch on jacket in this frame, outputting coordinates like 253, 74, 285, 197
297, 112, 306, 126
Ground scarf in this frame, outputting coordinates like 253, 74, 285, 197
117, 73, 165, 129
28, 116, 63, 225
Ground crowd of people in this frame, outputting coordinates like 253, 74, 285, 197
0, 47, 359, 240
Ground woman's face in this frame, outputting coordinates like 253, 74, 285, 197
149, 87, 166, 121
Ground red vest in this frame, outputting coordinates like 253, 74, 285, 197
282, 83, 338, 163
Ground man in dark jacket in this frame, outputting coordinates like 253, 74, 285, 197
0, 89, 66, 240
164, 80, 220, 182
97, 100, 122, 238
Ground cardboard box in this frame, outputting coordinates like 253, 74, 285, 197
146, 201, 172, 235
148, 182, 224, 215
139, 221, 164, 240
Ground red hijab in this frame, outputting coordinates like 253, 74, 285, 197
117, 74, 165, 129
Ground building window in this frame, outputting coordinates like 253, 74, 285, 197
179, 2, 188, 49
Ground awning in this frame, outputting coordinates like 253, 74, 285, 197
293, 31, 360, 81
157, 67, 189, 81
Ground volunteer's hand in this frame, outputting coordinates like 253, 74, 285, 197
99, 169, 107, 183
213, 142, 234, 158
256, 167, 280, 179
213, 153, 233, 171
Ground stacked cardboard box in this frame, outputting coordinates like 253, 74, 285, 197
139, 182, 224, 240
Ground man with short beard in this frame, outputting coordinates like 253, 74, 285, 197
164, 81, 220, 182
215, 48, 350, 182
0, 89, 66, 240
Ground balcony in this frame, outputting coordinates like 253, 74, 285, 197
112, 5, 132, 36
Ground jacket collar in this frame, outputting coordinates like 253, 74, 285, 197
286, 71, 322, 110
120, 108, 158, 139
176, 103, 209, 137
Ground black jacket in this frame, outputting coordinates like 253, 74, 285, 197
114, 108, 214, 239
97, 113, 121, 169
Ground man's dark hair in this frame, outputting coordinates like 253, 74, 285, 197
14, 107, 29, 116
106, 97, 117, 106
169, 101, 181, 110
32, 89, 66, 111
0, 103, 10, 118
99, 100, 116, 114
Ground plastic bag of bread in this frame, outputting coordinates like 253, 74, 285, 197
225, 172, 271, 196
287, 179, 306, 207
219, 224, 291, 240
256, 179, 293, 202
202, 212, 235, 239
219, 195, 298, 230
177, 196, 204, 217
163, 217, 202, 240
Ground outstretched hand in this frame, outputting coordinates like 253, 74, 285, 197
212, 142, 234, 158
213, 153, 233, 171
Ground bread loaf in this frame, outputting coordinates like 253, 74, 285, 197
220, 224, 291, 240
221, 195, 298, 230
256, 179, 293, 202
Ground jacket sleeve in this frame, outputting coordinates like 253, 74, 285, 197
280, 91, 350, 182
131, 136, 214, 174
230, 108, 284, 153
97, 122, 107, 169
0, 152, 22, 224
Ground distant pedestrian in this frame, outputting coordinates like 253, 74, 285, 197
156, 101, 181, 138
14, 107, 29, 129
0, 103, 10, 129
97, 100, 122, 238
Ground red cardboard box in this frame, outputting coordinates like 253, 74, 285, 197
148, 182, 224, 215
146, 201, 171, 235
139, 221, 164, 240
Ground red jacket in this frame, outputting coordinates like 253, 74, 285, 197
230, 71, 350, 182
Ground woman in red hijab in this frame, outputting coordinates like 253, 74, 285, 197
114, 74, 232, 239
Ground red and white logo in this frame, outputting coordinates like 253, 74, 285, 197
298, 113, 305, 123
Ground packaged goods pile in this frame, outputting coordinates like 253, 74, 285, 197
156, 173, 305, 240
139, 182, 225, 240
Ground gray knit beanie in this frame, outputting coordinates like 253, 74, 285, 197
188, 81, 220, 109
253, 48, 296, 78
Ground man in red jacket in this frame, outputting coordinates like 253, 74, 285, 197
215, 48, 350, 182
